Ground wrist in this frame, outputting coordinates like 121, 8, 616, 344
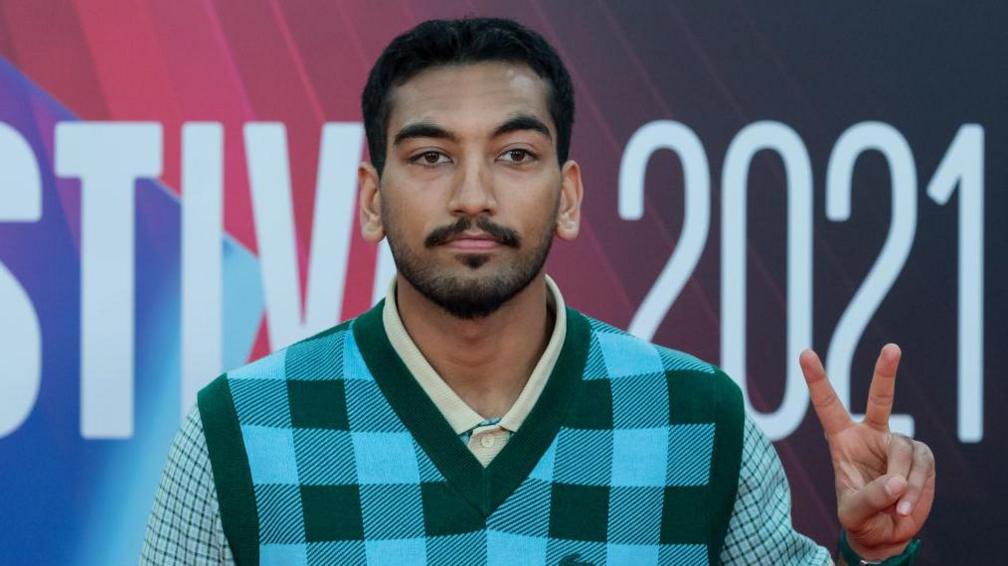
845, 535, 908, 560
840, 531, 920, 565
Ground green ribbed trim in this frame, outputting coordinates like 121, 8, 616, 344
198, 375, 258, 566
352, 301, 484, 512
485, 308, 589, 509
352, 300, 588, 517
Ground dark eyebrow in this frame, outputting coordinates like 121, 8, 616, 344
493, 115, 552, 141
392, 115, 551, 146
393, 122, 456, 146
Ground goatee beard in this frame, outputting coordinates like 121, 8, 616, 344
388, 216, 553, 319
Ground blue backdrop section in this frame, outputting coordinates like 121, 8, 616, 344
0, 60, 264, 565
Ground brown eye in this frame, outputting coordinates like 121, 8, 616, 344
412, 151, 448, 166
500, 149, 535, 163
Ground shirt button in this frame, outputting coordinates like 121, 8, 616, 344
480, 434, 495, 448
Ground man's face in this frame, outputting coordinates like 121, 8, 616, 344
362, 62, 580, 318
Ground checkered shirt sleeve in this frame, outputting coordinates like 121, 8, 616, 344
141, 407, 236, 565
720, 415, 833, 564
141, 410, 831, 564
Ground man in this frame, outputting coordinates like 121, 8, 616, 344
142, 18, 934, 565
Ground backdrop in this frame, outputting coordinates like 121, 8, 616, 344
0, 1, 1003, 563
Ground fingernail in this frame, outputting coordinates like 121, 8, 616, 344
898, 501, 912, 515
885, 476, 906, 496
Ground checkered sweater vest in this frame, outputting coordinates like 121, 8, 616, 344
198, 302, 744, 565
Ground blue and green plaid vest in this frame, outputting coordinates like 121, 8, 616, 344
199, 302, 744, 565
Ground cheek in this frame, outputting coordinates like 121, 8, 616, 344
524, 182, 563, 229
383, 203, 422, 242
379, 181, 442, 236
496, 168, 561, 212
510, 199, 560, 245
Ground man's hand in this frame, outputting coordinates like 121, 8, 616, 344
800, 344, 935, 560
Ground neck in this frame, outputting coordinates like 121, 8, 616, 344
395, 272, 554, 418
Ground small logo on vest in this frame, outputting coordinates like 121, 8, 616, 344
559, 553, 593, 565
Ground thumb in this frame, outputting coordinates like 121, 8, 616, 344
839, 475, 907, 527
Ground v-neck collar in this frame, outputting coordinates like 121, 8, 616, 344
352, 299, 589, 517
381, 275, 569, 437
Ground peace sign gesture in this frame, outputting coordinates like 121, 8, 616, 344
800, 344, 935, 560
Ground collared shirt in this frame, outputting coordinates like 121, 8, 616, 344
382, 275, 567, 466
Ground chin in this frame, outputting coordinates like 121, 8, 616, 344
456, 253, 493, 269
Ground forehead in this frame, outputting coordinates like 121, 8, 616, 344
386, 62, 553, 136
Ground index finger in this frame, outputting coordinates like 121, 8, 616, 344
800, 349, 853, 435
864, 343, 901, 430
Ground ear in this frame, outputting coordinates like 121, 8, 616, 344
555, 160, 583, 241
358, 162, 384, 242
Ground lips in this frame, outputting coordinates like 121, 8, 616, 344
442, 232, 502, 251
424, 217, 521, 249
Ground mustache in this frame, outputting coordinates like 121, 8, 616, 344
424, 217, 521, 249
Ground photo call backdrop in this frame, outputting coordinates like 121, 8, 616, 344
0, 1, 1003, 563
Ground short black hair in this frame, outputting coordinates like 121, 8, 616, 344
361, 18, 575, 174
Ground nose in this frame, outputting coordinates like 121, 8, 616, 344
447, 156, 497, 217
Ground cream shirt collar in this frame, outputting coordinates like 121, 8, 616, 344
381, 275, 568, 436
